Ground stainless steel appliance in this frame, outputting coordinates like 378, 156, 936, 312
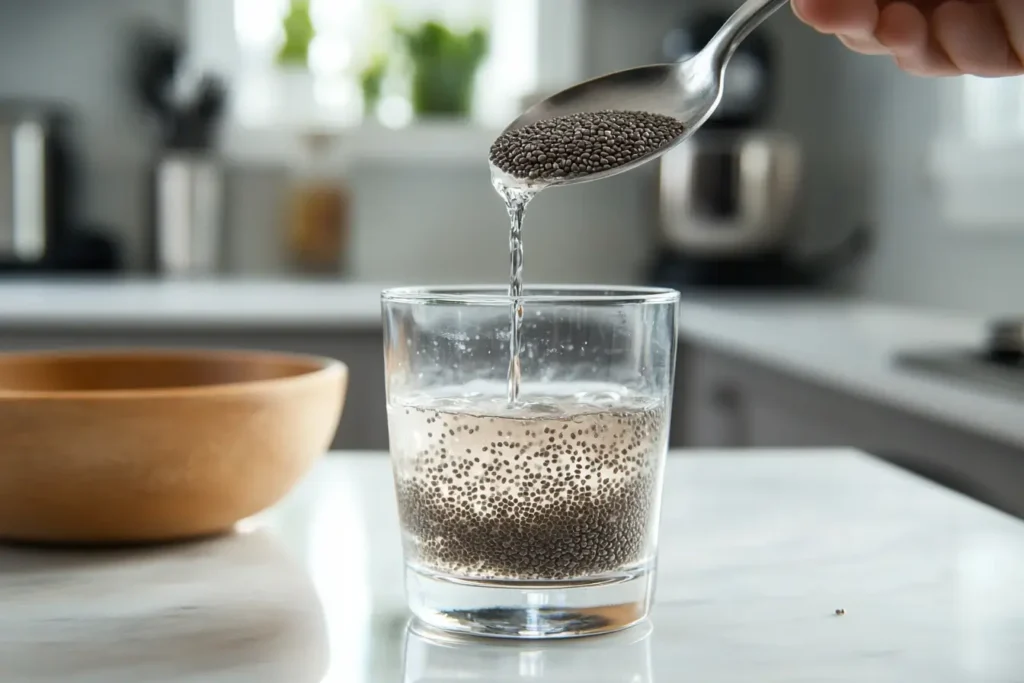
654, 125, 869, 288
0, 103, 71, 269
897, 318, 1024, 398
0, 102, 120, 274
658, 130, 802, 257
651, 11, 869, 289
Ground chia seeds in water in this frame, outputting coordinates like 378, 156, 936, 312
389, 393, 668, 582
489, 110, 687, 183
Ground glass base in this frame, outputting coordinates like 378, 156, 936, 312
404, 563, 655, 639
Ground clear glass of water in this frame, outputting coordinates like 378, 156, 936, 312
382, 286, 679, 639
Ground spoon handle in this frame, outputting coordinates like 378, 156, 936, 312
701, 0, 791, 73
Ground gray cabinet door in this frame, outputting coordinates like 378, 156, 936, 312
674, 344, 852, 449
676, 342, 1024, 519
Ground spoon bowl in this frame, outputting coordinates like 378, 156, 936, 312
490, 0, 790, 190
491, 63, 717, 190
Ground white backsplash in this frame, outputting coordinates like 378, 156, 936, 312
224, 163, 657, 285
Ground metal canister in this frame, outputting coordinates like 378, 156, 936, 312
152, 152, 223, 276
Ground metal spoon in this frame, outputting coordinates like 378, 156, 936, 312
491, 0, 791, 189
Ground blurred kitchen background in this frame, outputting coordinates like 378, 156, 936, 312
1, 1, 1023, 515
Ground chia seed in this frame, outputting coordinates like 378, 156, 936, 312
391, 400, 667, 581
489, 110, 687, 182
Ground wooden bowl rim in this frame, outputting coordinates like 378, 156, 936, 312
0, 348, 348, 400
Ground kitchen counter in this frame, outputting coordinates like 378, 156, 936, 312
0, 280, 1019, 450
1, 450, 1022, 682
0, 280, 386, 329
674, 297, 1024, 450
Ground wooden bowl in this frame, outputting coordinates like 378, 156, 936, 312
0, 349, 347, 544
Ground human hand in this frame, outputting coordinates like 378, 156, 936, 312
791, 0, 1024, 77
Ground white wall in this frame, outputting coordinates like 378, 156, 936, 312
837, 57, 1024, 316
225, 163, 656, 285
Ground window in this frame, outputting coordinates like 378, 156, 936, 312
928, 76, 1024, 228
958, 76, 1024, 143
189, 0, 583, 133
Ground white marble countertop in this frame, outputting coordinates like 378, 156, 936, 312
0, 280, 387, 329
1, 450, 1022, 682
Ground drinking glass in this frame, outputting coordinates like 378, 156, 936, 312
382, 286, 679, 639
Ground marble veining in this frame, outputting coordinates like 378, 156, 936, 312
1, 450, 1023, 682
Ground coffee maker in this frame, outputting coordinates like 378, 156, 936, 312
0, 101, 121, 274
650, 12, 865, 289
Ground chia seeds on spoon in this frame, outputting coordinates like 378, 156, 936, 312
489, 110, 687, 182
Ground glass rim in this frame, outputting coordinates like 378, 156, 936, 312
381, 285, 680, 306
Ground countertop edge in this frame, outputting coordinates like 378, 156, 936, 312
675, 311, 1024, 452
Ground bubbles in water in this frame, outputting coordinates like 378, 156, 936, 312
389, 387, 669, 580
397, 383, 656, 419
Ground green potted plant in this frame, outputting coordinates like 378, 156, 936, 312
277, 0, 315, 68
360, 52, 390, 113
399, 21, 488, 118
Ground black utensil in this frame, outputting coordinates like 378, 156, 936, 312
189, 75, 228, 150
162, 75, 228, 151
129, 24, 185, 146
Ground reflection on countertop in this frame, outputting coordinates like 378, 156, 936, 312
404, 619, 653, 683
0, 529, 329, 682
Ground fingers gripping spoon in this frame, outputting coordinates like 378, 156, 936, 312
489, 0, 791, 189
